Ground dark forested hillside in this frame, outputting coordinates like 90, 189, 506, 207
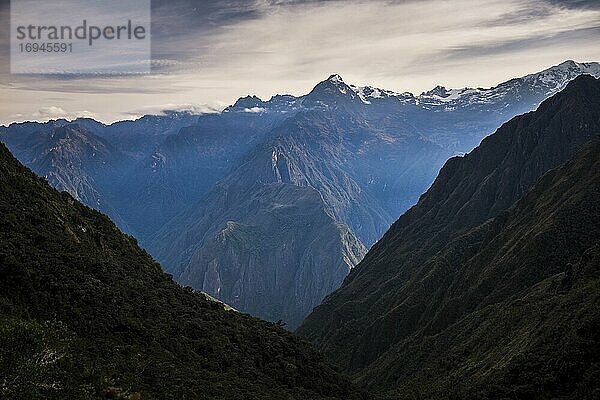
0, 143, 361, 399
298, 75, 600, 399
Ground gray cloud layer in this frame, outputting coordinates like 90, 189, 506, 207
0, 0, 599, 123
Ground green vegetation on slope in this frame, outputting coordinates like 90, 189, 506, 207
363, 138, 600, 399
0, 143, 361, 399
298, 76, 600, 399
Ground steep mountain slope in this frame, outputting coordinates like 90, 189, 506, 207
0, 122, 130, 230
298, 75, 600, 399
295, 76, 451, 241
112, 109, 286, 243
0, 143, 361, 399
355, 138, 600, 399
172, 182, 365, 329
150, 119, 370, 328
0, 112, 200, 236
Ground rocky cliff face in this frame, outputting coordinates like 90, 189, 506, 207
174, 184, 365, 329
151, 129, 368, 328
298, 75, 600, 399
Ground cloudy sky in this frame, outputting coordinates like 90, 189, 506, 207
0, 0, 599, 124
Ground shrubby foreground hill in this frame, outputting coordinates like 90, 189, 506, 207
0, 143, 361, 399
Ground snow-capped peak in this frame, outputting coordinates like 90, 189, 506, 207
422, 85, 450, 98
415, 60, 600, 107
521, 60, 600, 92
350, 84, 414, 104
327, 74, 344, 84
418, 87, 480, 103
302, 74, 359, 105
230, 60, 599, 113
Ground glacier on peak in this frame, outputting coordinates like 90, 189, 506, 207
225, 60, 600, 112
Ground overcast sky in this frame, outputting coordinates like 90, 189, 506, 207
0, 0, 599, 125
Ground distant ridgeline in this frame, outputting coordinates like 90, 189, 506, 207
0, 142, 361, 399
1, 61, 599, 328
298, 75, 600, 399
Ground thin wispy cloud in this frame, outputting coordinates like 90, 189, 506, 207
0, 0, 598, 124
32, 105, 98, 120
121, 103, 226, 117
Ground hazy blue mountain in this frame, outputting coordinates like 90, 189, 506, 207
149, 113, 380, 327
0, 121, 131, 229
1, 61, 598, 326
297, 75, 600, 399
149, 77, 451, 327
93, 111, 201, 159
112, 109, 289, 242
152, 175, 366, 329
3, 61, 597, 243
0, 113, 200, 234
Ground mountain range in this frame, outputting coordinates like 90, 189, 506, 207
298, 74, 600, 399
1, 69, 599, 399
1, 60, 598, 327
